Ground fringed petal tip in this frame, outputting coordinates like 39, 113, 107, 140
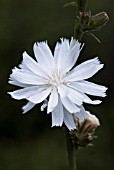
51, 123, 63, 128
22, 102, 35, 114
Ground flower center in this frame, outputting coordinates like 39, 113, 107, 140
49, 68, 65, 87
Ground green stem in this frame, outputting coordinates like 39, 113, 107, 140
74, 28, 84, 41
64, 128, 77, 170
73, 16, 84, 41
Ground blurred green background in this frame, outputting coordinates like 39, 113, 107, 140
0, 0, 114, 170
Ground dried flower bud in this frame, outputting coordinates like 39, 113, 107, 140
77, 0, 88, 11
69, 113, 100, 149
89, 12, 109, 30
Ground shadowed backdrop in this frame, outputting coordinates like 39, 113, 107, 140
0, 0, 114, 170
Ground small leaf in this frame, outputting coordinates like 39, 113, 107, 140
64, 2, 76, 8
88, 32, 101, 43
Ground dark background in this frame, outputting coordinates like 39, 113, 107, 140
0, 0, 113, 170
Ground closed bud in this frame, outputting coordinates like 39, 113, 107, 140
69, 113, 100, 148
87, 112, 100, 127
77, 0, 88, 11
89, 12, 109, 30
80, 11, 91, 27
80, 112, 100, 133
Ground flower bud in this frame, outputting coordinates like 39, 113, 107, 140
69, 113, 100, 149
77, 0, 88, 11
87, 112, 100, 126
80, 112, 100, 133
89, 12, 109, 30
80, 11, 91, 28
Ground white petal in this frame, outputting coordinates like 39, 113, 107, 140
65, 57, 103, 82
61, 96, 80, 113
28, 86, 52, 104
68, 93, 83, 106
54, 42, 61, 60
8, 86, 39, 100
63, 108, 76, 130
58, 84, 82, 112
8, 79, 31, 87
65, 85, 84, 106
22, 102, 35, 114
47, 88, 58, 113
22, 51, 47, 77
54, 38, 69, 69
51, 98, 64, 127
9, 85, 52, 104
54, 38, 82, 73
41, 99, 48, 111
84, 94, 102, 104
33, 41, 54, 73
68, 80, 107, 97
75, 106, 89, 122
58, 83, 84, 106
10, 69, 47, 85
77, 81, 107, 97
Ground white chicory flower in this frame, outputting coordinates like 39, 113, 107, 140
8, 38, 107, 130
